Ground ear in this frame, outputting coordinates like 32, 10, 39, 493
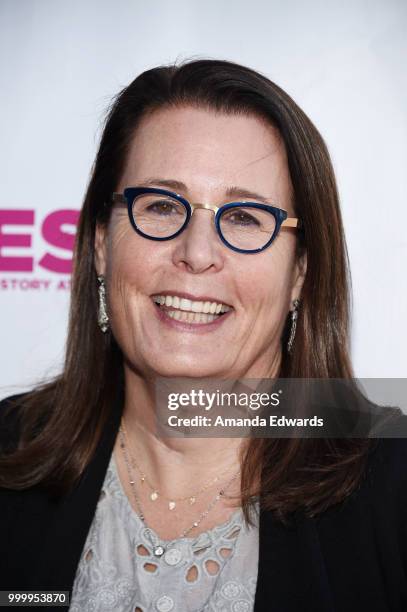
94, 223, 108, 277
290, 250, 307, 305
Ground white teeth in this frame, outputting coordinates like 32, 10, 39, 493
180, 298, 191, 310
191, 301, 204, 313
168, 310, 182, 321
152, 294, 232, 315
166, 310, 217, 324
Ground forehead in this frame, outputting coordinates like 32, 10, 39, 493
119, 105, 293, 208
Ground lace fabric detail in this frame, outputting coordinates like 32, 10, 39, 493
69, 452, 259, 612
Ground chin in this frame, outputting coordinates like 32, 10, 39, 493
151, 359, 226, 379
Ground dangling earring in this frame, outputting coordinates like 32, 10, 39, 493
287, 298, 300, 354
97, 275, 109, 333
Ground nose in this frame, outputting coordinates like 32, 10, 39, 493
172, 206, 224, 274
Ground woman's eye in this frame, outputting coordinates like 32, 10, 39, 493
147, 200, 180, 215
224, 211, 260, 226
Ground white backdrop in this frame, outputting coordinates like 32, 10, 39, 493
1, 0, 406, 400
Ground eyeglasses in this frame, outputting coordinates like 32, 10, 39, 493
111, 187, 303, 254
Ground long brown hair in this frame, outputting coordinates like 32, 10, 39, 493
0, 58, 374, 525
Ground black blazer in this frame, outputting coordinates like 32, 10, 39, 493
1, 389, 407, 612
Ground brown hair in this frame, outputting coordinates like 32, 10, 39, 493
0, 58, 373, 525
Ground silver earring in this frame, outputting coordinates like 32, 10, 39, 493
97, 275, 109, 333
287, 298, 300, 354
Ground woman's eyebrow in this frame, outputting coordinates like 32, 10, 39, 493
138, 177, 272, 202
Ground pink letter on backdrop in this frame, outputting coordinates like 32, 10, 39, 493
39, 210, 79, 273
0, 209, 34, 271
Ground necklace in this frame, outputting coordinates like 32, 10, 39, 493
120, 418, 237, 510
118, 425, 241, 557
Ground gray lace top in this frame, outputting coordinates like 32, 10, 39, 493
69, 452, 260, 612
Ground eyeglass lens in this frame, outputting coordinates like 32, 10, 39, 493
132, 193, 277, 251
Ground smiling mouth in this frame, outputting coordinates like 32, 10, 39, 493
151, 294, 233, 324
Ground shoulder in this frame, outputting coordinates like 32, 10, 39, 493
367, 411, 407, 461
353, 414, 407, 516
367, 424, 407, 488
0, 392, 29, 453
311, 422, 407, 554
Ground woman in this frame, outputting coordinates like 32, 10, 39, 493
0, 58, 406, 612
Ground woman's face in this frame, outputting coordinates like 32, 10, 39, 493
95, 105, 306, 379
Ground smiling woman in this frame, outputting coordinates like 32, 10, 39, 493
94, 105, 305, 379
0, 58, 406, 612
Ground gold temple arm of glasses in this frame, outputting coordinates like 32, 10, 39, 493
282, 218, 302, 229
112, 193, 126, 204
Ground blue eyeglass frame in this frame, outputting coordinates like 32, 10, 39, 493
111, 186, 303, 254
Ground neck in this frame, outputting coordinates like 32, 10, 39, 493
119, 370, 250, 499
118, 353, 281, 498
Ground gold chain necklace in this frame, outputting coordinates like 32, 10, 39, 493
120, 418, 237, 510
118, 425, 241, 557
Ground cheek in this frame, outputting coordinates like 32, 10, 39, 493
105, 227, 147, 320
106, 216, 151, 281
242, 240, 295, 310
